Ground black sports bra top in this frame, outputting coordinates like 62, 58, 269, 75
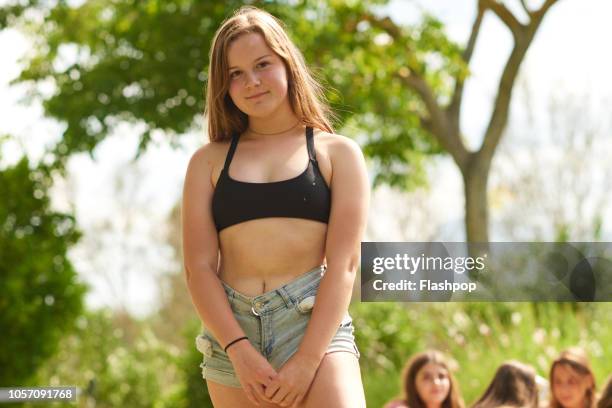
212, 126, 331, 232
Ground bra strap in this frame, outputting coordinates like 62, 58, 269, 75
306, 126, 317, 162
223, 132, 240, 171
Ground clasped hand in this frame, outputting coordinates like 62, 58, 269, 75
262, 352, 320, 407
228, 341, 320, 407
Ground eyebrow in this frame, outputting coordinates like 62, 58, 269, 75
228, 55, 271, 71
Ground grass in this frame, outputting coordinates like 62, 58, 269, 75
352, 302, 612, 407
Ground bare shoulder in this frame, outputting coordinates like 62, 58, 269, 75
312, 129, 364, 164
187, 139, 231, 182
189, 140, 229, 167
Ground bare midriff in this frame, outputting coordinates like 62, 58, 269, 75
218, 218, 327, 296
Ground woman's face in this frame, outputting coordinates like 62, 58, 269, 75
226, 32, 290, 119
415, 362, 451, 408
552, 363, 592, 408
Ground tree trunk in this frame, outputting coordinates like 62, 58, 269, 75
462, 155, 492, 277
463, 155, 490, 244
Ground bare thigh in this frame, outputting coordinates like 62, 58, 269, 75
207, 380, 281, 408
206, 352, 364, 408
301, 351, 365, 408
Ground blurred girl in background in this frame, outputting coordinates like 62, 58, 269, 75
549, 347, 596, 408
471, 361, 539, 408
384, 350, 465, 408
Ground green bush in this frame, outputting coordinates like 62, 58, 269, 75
25, 310, 212, 408
0, 156, 86, 388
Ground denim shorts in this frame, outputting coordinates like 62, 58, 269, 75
194, 265, 360, 388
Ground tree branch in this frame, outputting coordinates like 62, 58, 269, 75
447, 4, 485, 133
362, 13, 402, 40
478, 0, 560, 164
531, 0, 559, 20
396, 70, 469, 168
464, 4, 486, 65
519, 0, 532, 16
481, 0, 524, 38
478, 43, 527, 162
359, 12, 469, 167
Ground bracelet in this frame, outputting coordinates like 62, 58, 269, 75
224, 336, 249, 353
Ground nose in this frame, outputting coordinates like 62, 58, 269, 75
244, 70, 261, 88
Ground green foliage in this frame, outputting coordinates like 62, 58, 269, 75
353, 302, 425, 373
3, 0, 464, 189
274, 1, 456, 188
0, 0, 41, 29
24, 310, 213, 408
0, 154, 86, 387
351, 302, 612, 407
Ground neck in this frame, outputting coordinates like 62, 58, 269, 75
247, 119, 302, 137
247, 99, 301, 136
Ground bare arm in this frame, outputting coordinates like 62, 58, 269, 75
181, 145, 246, 347
183, 144, 284, 405
260, 135, 370, 406
297, 135, 370, 362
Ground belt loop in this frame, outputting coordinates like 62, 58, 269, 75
276, 287, 294, 309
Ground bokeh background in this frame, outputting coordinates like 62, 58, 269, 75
1, 0, 611, 407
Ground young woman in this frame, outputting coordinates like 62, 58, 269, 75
384, 350, 465, 408
183, 5, 369, 408
549, 348, 597, 408
471, 361, 539, 408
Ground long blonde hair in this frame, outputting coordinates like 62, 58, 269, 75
204, 6, 335, 142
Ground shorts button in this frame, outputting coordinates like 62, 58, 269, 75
255, 301, 263, 309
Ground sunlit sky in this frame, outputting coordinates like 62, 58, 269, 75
1, 0, 611, 317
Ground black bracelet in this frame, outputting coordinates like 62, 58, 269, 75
224, 336, 249, 353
